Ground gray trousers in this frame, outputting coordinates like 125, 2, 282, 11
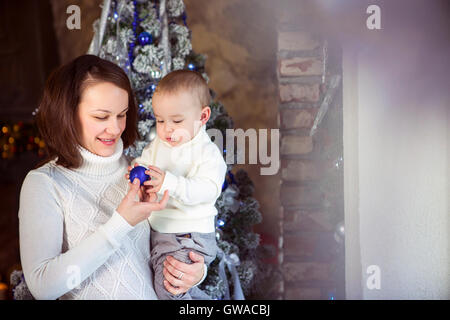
150, 228, 217, 300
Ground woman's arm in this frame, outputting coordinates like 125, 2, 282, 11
19, 172, 168, 300
19, 171, 134, 300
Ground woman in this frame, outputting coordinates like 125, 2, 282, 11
18, 54, 206, 300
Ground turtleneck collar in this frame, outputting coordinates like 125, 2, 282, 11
74, 138, 124, 177
158, 124, 207, 149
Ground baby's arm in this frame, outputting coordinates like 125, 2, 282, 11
155, 146, 227, 206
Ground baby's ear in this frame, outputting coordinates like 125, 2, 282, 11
201, 106, 211, 124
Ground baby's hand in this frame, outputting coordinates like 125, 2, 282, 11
143, 165, 166, 193
142, 190, 159, 203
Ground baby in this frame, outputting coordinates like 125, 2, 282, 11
130, 70, 227, 300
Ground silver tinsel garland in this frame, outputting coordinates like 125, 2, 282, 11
119, 27, 136, 47
215, 184, 240, 214
167, 0, 185, 17
137, 119, 155, 138
132, 44, 164, 75
169, 24, 192, 58
139, 6, 161, 37
159, 0, 171, 77
172, 57, 185, 70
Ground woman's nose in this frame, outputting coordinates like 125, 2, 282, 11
106, 119, 121, 135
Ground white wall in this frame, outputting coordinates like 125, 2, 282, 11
357, 50, 448, 299
344, 1, 449, 299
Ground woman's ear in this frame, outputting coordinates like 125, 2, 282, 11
200, 106, 211, 125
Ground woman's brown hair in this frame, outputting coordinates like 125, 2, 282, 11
36, 54, 138, 169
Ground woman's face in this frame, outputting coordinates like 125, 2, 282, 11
77, 82, 128, 157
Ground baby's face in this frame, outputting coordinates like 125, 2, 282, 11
152, 90, 207, 147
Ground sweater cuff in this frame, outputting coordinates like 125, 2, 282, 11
158, 170, 178, 196
98, 211, 134, 249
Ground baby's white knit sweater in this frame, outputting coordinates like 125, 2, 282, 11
18, 140, 158, 300
132, 125, 227, 233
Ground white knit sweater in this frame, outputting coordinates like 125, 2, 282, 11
132, 125, 227, 233
18, 139, 158, 300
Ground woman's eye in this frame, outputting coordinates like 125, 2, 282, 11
118, 114, 126, 118
95, 116, 107, 120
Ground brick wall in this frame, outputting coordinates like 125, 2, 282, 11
277, 26, 344, 299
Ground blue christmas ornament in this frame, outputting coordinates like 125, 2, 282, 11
138, 31, 152, 46
129, 166, 150, 186
217, 219, 225, 227
222, 178, 228, 191
228, 171, 236, 184
187, 63, 196, 71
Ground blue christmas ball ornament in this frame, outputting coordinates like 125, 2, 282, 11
228, 171, 236, 184
222, 178, 228, 191
138, 31, 152, 46
187, 63, 196, 71
129, 166, 150, 186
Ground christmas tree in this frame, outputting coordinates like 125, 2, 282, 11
87, 0, 269, 300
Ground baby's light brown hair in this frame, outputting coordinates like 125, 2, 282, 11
153, 70, 211, 108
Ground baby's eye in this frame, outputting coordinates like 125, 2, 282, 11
157, 120, 164, 123
174, 120, 183, 123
